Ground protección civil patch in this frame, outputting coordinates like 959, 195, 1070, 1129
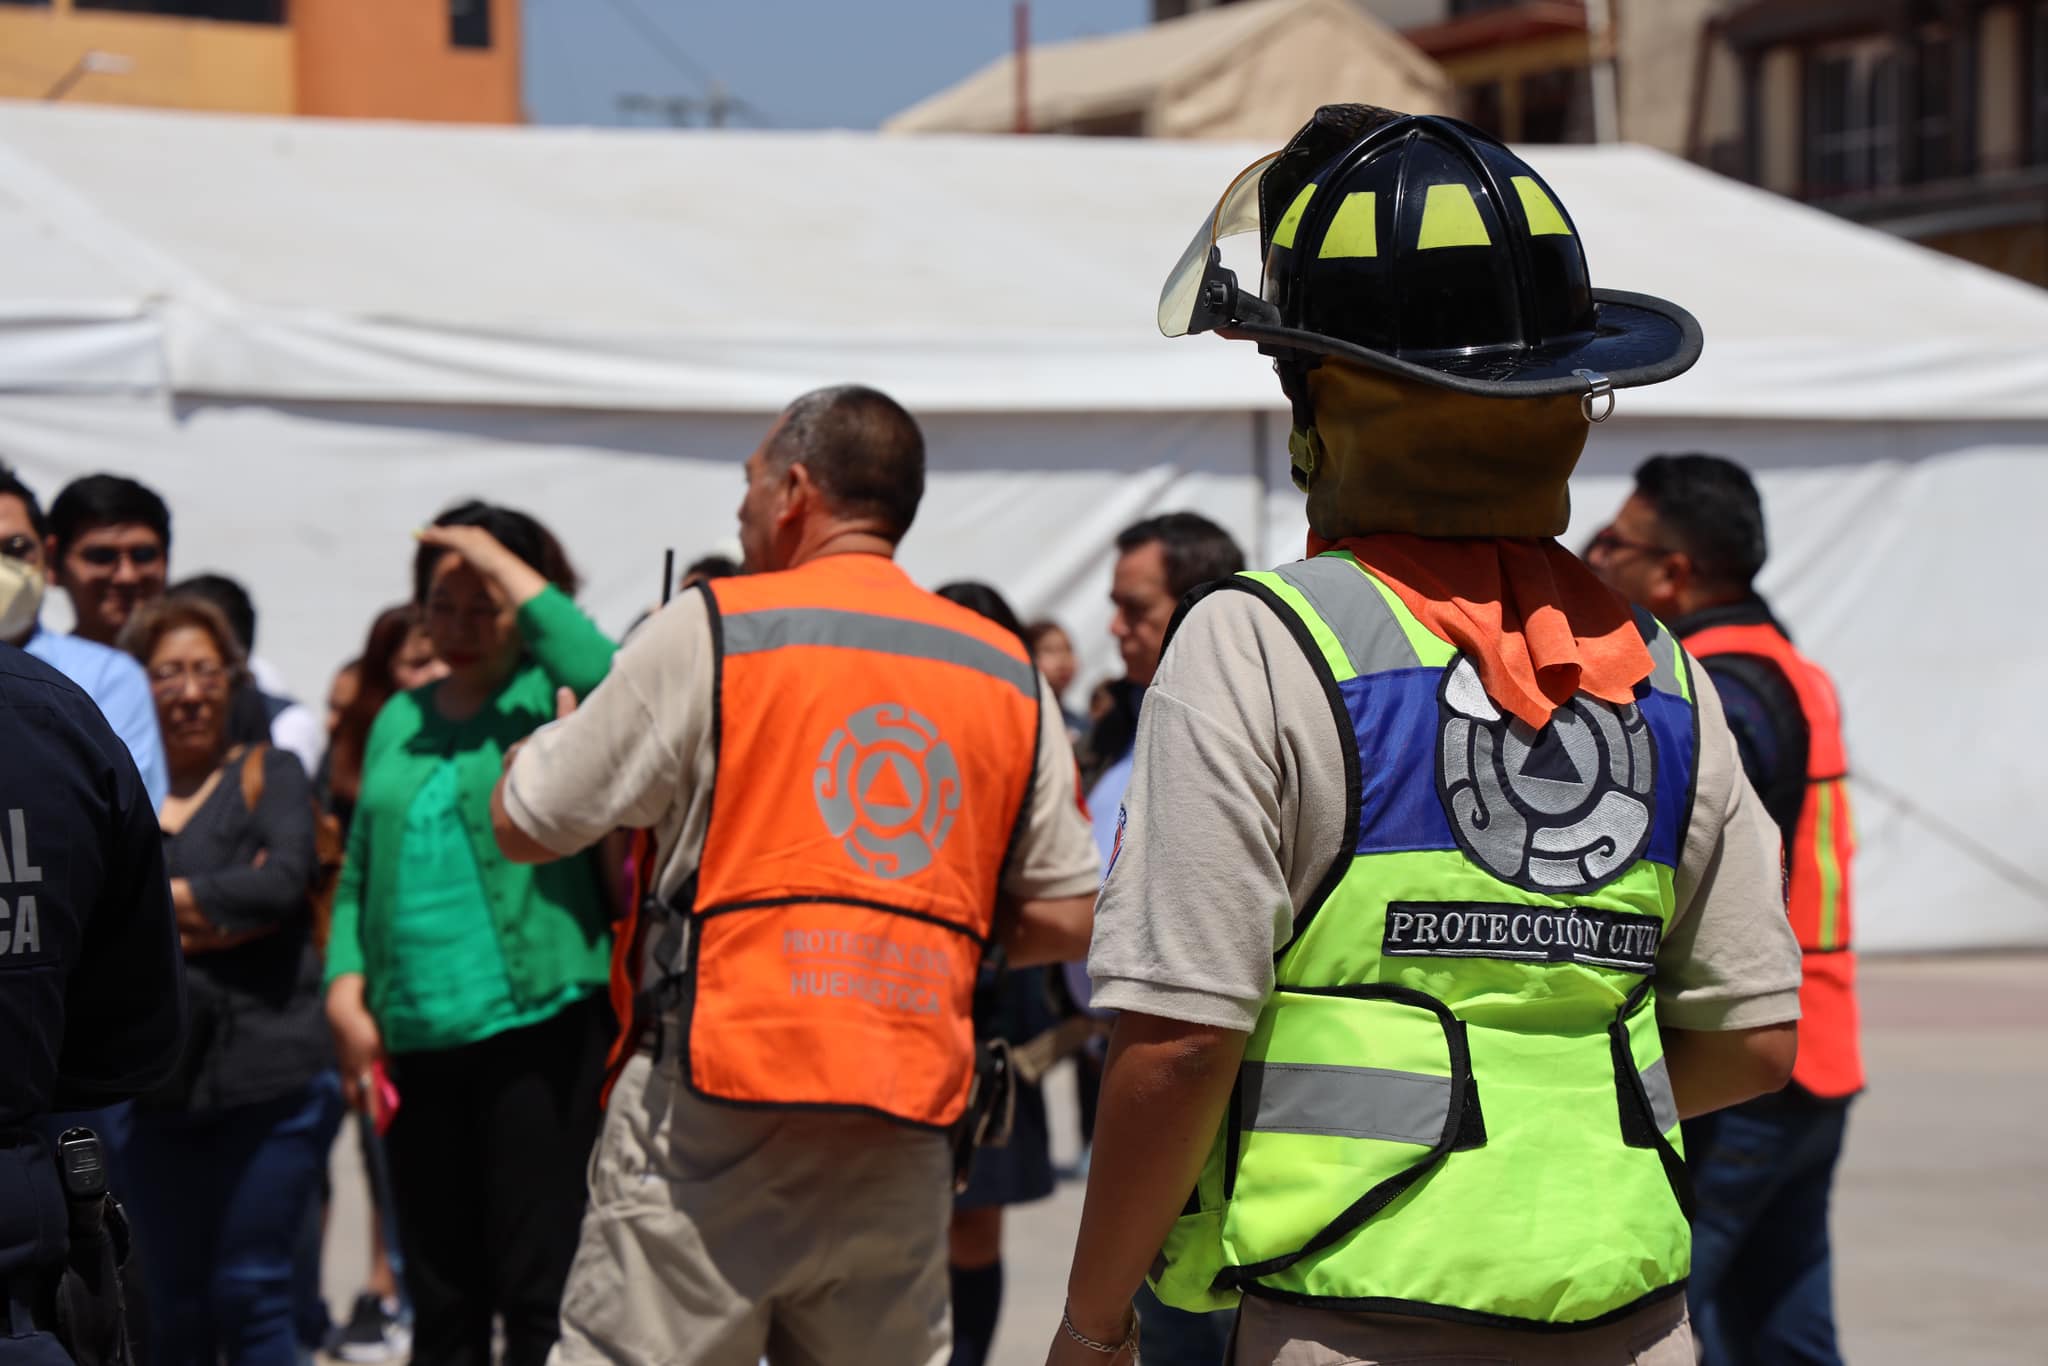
1382, 901, 1662, 975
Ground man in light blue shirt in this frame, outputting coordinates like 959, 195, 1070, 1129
1065, 513, 1244, 1366
1075, 516, 1246, 1011
0, 466, 168, 807
1082, 513, 1245, 864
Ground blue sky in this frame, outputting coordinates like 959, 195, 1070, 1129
524, 0, 1152, 130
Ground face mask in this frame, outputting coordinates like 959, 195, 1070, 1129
0, 555, 46, 642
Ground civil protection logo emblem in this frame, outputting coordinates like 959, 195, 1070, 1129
1436, 654, 1656, 895
813, 703, 963, 880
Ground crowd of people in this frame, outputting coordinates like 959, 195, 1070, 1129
0, 453, 1253, 1366
3, 105, 1861, 1366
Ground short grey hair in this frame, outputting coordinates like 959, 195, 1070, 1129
766, 385, 926, 541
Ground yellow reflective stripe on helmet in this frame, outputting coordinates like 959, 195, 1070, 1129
1271, 183, 1318, 251
1318, 191, 1378, 259
1512, 176, 1572, 236
1416, 183, 1491, 249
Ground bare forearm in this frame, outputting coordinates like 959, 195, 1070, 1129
1063, 1013, 1246, 1342
1002, 892, 1094, 967
490, 771, 564, 864
1665, 1022, 1798, 1119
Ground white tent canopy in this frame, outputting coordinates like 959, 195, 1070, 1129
0, 101, 2042, 952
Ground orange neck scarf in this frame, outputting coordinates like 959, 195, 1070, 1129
1311, 532, 1652, 729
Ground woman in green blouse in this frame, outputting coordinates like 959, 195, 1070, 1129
324, 502, 615, 1366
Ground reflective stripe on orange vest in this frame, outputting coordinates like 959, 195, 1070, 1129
1684, 619, 1863, 1098
606, 556, 1040, 1128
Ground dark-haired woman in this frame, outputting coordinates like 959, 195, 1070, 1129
320, 604, 446, 832
118, 594, 339, 1366
324, 504, 616, 1366
935, 581, 1064, 1366
315, 603, 448, 1362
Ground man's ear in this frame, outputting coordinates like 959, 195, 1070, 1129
42, 535, 64, 586
1657, 551, 1695, 604
774, 460, 817, 532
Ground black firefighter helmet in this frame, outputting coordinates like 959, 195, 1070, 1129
1158, 105, 1702, 406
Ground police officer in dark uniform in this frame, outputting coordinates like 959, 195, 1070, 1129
1, 643, 185, 1364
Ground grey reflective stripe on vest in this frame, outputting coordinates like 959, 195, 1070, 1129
1265, 557, 1421, 677
1241, 1061, 1450, 1148
722, 608, 1037, 699
1643, 621, 1686, 699
1640, 1057, 1679, 1135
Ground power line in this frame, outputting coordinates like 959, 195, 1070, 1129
1855, 771, 2048, 912
594, 0, 775, 126
596, 0, 714, 86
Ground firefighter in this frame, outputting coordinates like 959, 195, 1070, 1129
1046, 106, 1803, 1366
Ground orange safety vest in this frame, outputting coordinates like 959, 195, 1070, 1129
608, 554, 1040, 1129
1685, 619, 1863, 1098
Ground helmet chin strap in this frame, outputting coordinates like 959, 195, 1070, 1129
1273, 352, 1325, 491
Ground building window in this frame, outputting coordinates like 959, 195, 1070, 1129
1807, 54, 1859, 192
1804, 39, 1904, 196
73, 1, 284, 19
1521, 67, 1594, 144
1870, 55, 1901, 187
1460, 82, 1505, 140
2033, 3, 2048, 163
451, 0, 491, 49
1914, 35, 1955, 182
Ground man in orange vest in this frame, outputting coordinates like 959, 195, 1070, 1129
1589, 453, 1860, 1366
488, 385, 1102, 1366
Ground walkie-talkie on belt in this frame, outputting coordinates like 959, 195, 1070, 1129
56, 1128, 108, 1235
52, 1126, 140, 1366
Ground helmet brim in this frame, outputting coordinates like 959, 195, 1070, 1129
1219, 288, 1703, 399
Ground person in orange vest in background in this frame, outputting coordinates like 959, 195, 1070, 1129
1589, 453, 1860, 1366
489, 384, 1101, 1366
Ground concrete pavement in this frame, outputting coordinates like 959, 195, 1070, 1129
317, 953, 2048, 1364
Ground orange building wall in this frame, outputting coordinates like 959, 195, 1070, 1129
0, 3, 294, 114
293, 0, 521, 123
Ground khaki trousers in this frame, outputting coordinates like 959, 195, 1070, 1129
550, 1050, 953, 1366
1233, 1291, 1693, 1366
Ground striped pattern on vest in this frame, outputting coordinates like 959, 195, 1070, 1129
1683, 618, 1862, 1098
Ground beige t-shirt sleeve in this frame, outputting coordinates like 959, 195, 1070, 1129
1088, 592, 1341, 1032
1088, 587, 1803, 1035
503, 590, 716, 884
1653, 656, 1804, 1031
998, 674, 1103, 902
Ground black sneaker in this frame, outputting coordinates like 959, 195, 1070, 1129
330, 1293, 411, 1364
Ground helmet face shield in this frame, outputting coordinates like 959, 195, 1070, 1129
1157, 152, 1278, 338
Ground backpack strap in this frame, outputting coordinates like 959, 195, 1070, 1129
238, 743, 269, 812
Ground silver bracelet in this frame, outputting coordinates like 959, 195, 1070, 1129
1061, 1302, 1136, 1357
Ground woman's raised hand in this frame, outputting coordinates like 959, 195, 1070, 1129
415, 524, 549, 609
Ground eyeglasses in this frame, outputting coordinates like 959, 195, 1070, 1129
0, 535, 35, 562
424, 596, 502, 624
73, 543, 163, 569
148, 661, 229, 696
1585, 527, 1679, 561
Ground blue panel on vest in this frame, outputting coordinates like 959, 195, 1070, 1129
1639, 690, 1694, 870
1340, 669, 1697, 868
1339, 670, 1458, 855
